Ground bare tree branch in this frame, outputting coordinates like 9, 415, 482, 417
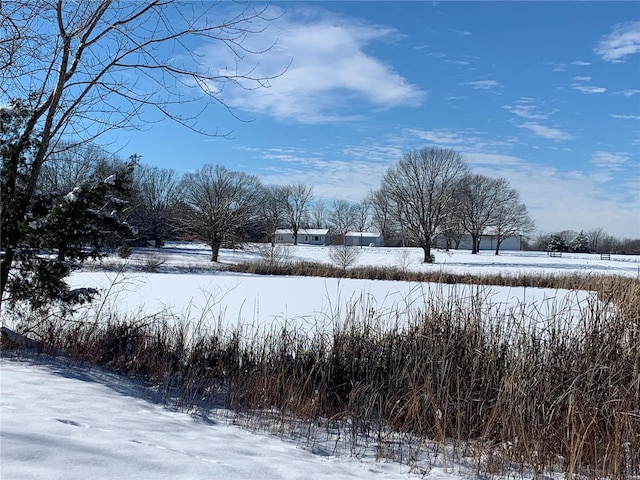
1, 0, 280, 303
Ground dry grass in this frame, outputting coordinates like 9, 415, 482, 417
3, 270, 639, 478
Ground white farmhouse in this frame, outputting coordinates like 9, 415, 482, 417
435, 232, 522, 251
344, 231, 384, 247
274, 228, 330, 246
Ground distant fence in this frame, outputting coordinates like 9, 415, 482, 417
548, 251, 562, 258
600, 253, 611, 260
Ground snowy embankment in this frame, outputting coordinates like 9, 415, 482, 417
100, 242, 640, 278
2, 354, 443, 480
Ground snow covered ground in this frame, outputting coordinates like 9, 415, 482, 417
3, 354, 452, 480
2, 243, 636, 479
52, 243, 632, 336
117, 242, 640, 278
63, 270, 597, 339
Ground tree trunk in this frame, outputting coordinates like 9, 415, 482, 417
471, 233, 479, 254
210, 242, 220, 262
495, 238, 503, 255
422, 240, 433, 263
0, 247, 15, 306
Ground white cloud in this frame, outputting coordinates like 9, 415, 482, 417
590, 151, 630, 170
406, 129, 469, 146
446, 59, 471, 66
464, 80, 501, 90
616, 89, 640, 97
503, 99, 549, 120
571, 60, 591, 66
341, 144, 405, 164
199, 8, 425, 123
573, 85, 607, 94
464, 153, 526, 167
467, 157, 640, 237
573, 76, 592, 82
519, 122, 573, 141
404, 129, 518, 154
256, 149, 389, 201
450, 29, 471, 36
611, 114, 640, 120
595, 21, 640, 62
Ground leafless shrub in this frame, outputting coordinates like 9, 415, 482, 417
141, 254, 166, 273
328, 244, 361, 271
252, 243, 292, 271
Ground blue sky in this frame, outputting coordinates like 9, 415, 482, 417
116, 1, 640, 238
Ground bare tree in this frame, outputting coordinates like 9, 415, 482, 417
38, 142, 118, 195
182, 165, 263, 262
353, 199, 371, 232
329, 244, 361, 271
259, 185, 289, 245
455, 174, 507, 254
600, 234, 620, 255
382, 147, 468, 262
367, 188, 395, 245
0, 1, 278, 303
310, 199, 327, 229
439, 213, 465, 251
587, 227, 606, 254
327, 199, 357, 244
491, 187, 535, 255
284, 182, 314, 245
133, 165, 182, 248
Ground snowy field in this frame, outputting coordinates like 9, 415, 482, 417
112, 242, 640, 277
3, 243, 637, 479
54, 242, 636, 336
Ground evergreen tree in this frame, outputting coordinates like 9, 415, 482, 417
1, 99, 135, 310
547, 233, 568, 253
571, 230, 590, 253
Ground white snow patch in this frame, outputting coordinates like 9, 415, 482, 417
64, 186, 82, 202
2, 355, 441, 480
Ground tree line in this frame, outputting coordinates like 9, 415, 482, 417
527, 229, 640, 255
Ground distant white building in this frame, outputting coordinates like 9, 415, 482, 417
435, 233, 522, 251
344, 231, 384, 247
274, 228, 330, 246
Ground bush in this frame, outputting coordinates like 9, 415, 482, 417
328, 244, 361, 271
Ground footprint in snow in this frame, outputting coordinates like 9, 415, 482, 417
55, 418, 89, 428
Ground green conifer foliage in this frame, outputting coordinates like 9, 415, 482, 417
1, 98, 135, 310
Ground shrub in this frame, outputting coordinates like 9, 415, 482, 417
328, 244, 361, 271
